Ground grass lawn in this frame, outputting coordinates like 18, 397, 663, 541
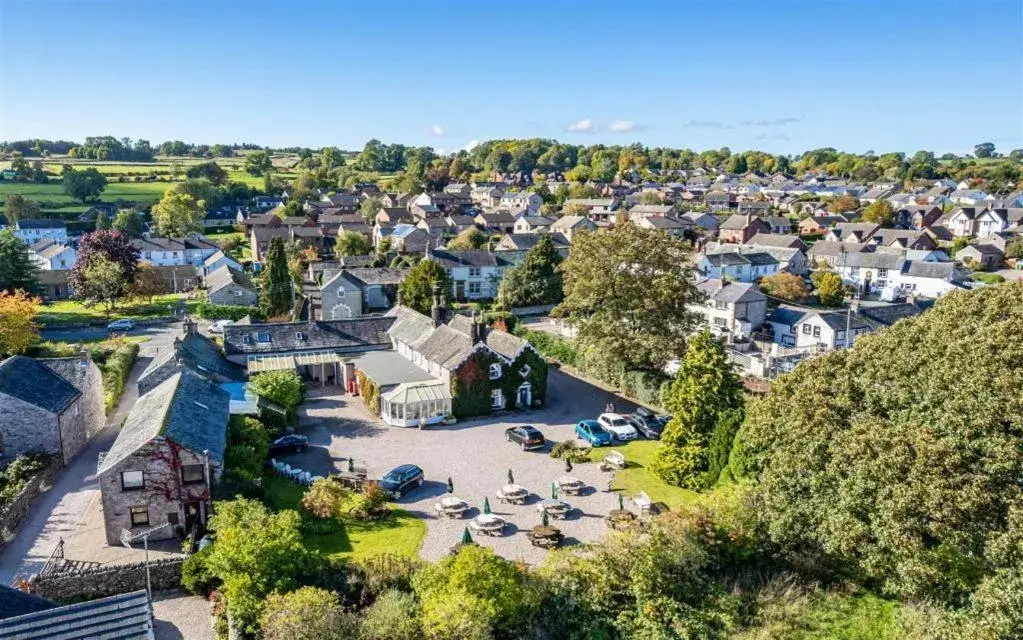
262, 473, 426, 562
0, 179, 174, 210
594, 440, 701, 508
37, 294, 195, 325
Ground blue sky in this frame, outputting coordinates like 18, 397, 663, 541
2, 0, 1021, 155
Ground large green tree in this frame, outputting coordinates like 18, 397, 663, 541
244, 151, 273, 176
0, 229, 40, 293
112, 209, 145, 238
152, 191, 204, 237
62, 167, 107, 202
69, 230, 140, 304
652, 331, 744, 488
185, 160, 228, 185
206, 498, 315, 634
738, 283, 1023, 603
260, 236, 293, 318
445, 227, 488, 251
557, 224, 700, 372
497, 234, 563, 307
3, 194, 42, 224
259, 587, 357, 640
862, 200, 895, 225
398, 259, 451, 315
333, 231, 372, 258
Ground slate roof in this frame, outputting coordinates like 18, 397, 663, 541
343, 267, 409, 286
549, 215, 593, 231
131, 237, 184, 252
0, 590, 152, 638
223, 317, 396, 356
766, 305, 807, 328
840, 252, 906, 270
428, 249, 525, 269
807, 241, 870, 258
99, 371, 230, 474
831, 222, 880, 241
16, 219, 65, 229
353, 350, 436, 388
745, 233, 805, 249
205, 265, 254, 294
903, 260, 954, 279
495, 232, 570, 251
639, 216, 688, 229
0, 356, 80, 414
33, 242, 71, 261
139, 333, 245, 387
0, 585, 55, 620
695, 279, 766, 304
386, 307, 530, 370
517, 216, 556, 227
40, 357, 93, 395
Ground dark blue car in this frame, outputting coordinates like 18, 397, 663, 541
379, 464, 425, 499
575, 419, 613, 447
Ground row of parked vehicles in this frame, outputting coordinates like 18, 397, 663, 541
575, 407, 671, 446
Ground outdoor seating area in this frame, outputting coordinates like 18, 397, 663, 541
434, 496, 470, 518
470, 513, 508, 536
599, 450, 627, 472
269, 459, 324, 486
536, 499, 571, 519
496, 483, 529, 505
555, 475, 586, 495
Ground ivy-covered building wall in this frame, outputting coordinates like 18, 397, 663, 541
450, 346, 549, 419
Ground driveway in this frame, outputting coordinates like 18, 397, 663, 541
0, 323, 185, 584
279, 369, 638, 564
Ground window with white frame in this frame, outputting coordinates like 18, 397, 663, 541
812, 326, 821, 338
488, 363, 501, 380
468, 281, 482, 295
802, 324, 812, 334
468, 267, 481, 278
519, 364, 530, 377
491, 388, 504, 408
121, 471, 144, 490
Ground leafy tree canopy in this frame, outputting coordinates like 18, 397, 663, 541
398, 259, 451, 315
62, 167, 107, 202
0, 290, 40, 357
498, 234, 563, 308
557, 224, 700, 371
0, 229, 40, 294
738, 283, 1023, 603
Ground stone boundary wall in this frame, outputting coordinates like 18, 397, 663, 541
0, 458, 62, 551
29, 557, 185, 602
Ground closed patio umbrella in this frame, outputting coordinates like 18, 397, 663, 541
507, 469, 514, 485
347, 457, 355, 473
565, 458, 573, 473
447, 477, 454, 493
461, 527, 473, 545
483, 497, 492, 515
541, 509, 550, 527
617, 494, 624, 511
551, 482, 558, 500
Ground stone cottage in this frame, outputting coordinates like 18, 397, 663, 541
205, 264, 258, 307
97, 371, 230, 544
0, 353, 104, 465
137, 320, 245, 396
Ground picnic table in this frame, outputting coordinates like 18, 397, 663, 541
633, 491, 653, 517
555, 475, 586, 495
599, 450, 626, 472
331, 471, 367, 491
434, 496, 470, 518
496, 483, 529, 505
470, 513, 507, 536
527, 525, 564, 549
536, 499, 571, 519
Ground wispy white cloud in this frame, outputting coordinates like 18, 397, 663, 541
681, 119, 732, 129
565, 118, 597, 133
429, 124, 445, 137
743, 117, 802, 127
463, 139, 480, 152
607, 119, 638, 133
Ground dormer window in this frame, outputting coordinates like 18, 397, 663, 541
243, 335, 253, 345
519, 364, 531, 377
257, 332, 272, 343
295, 332, 305, 341
488, 363, 502, 380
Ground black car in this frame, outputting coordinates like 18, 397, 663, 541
505, 425, 546, 450
628, 411, 663, 439
269, 434, 309, 454
379, 464, 425, 499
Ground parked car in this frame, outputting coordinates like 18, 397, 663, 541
208, 319, 234, 334
379, 464, 425, 499
505, 425, 545, 450
575, 419, 613, 447
628, 411, 663, 439
107, 319, 136, 332
269, 434, 309, 454
597, 413, 638, 441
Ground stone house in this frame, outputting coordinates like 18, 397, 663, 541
205, 265, 258, 307
137, 321, 245, 396
314, 267, 409, 320
691, 279, 767, 341
97, 371, 230, 544
719, 214, 771, 244
0, 354, 104, 465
